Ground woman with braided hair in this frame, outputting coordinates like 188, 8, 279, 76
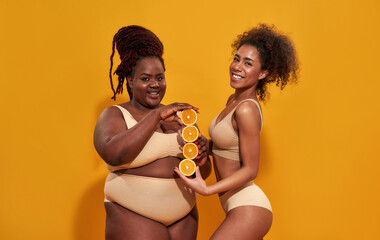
94, 25, 211, 240
175, 24, 299, 239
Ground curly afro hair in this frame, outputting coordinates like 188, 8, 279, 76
232, 24, 299, 101
109, 25, 165, 100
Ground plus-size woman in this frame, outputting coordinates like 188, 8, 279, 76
94, 25, 210, 240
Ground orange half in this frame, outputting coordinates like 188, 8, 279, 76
183, 142, 199, 159
179, 159, 196, 176
182, 125, 199, 143
181, 109, 197, 125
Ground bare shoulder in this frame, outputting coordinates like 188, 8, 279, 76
98, 105, 124, 122
234, 100, 261, 130
95, 105, 127, 133
235, 100, 261, 117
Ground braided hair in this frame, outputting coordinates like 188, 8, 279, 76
232, 24, 299, 101
109, 25, 165, 100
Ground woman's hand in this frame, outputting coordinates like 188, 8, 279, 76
193, 133, 208, 166
158, 103, 198, 124
174, 166, 211, 196
178, 131, 208, 166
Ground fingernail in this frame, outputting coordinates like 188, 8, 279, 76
198, 145, 201, 149
196, 156, 200, 159
195, 141, 198, 145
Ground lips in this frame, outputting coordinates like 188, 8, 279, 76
147, 91, 160, 98
231, 73, 244, 81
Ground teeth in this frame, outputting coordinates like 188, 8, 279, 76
149, 92, 158, 95
233, 74, 243, 79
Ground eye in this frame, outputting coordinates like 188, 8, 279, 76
233, 57, 239, 62
141, 77, 150, 81
157, 76, 165, 81
245, 62, 252, 66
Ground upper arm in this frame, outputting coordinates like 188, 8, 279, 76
93, 106, 127, 159
234, 102, 262, 174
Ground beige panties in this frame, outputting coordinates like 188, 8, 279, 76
219, 181, 272, 213
104, 173, 196, 226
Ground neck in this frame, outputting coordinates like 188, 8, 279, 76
233, 86, 258, 102
130, 99, 160, 112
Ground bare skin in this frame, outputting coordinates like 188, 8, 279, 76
104, 202, 199, 240
175, 45, 272, 239
94, 57, 211, 239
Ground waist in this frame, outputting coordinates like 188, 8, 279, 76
212, 146, 240, 161
110, 156, 181, 178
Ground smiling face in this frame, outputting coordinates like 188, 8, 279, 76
127, 57, 166, 109
229, 44, 268, 90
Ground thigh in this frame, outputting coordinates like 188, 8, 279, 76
168, 205, 199, 240
210, 206, 272, 240
105, 202, 170, 240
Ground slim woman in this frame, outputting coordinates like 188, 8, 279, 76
94, 25, 210, 240
175, 24, 299, 239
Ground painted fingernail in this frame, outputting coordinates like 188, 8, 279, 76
195, 141, 198, 145
196, 156, 200, 159
198, 145, 201, 149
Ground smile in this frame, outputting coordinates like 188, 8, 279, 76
147, 91, 160, 98
231, 73, 244, 80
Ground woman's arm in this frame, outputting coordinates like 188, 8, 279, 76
175, 101, 261, 195
94, 103, 196, 166
194, 134, 212, 179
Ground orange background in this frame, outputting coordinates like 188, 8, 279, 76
1, 0, 380, 239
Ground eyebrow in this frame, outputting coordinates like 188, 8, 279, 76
139, 72, 164, 77
235, 54, 254, 62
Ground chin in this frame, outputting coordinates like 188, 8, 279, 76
147, 99, 162, 108
230, 81, 240, 89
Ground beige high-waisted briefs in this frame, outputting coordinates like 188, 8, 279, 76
219, 181, 272, 213
104, 173, 196, 226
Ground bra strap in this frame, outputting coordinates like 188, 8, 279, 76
236, 99, 263, 130
113, 105, 137, 128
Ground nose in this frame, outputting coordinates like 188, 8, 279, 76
232, 61, 242, 72
150, 80, 159, 88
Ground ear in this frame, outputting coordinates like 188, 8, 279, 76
259, 69, 269, 80
127, 76, 133, 88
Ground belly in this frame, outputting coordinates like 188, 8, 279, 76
104, 172, 196, 226
114, 156, 181, 178
212, 153, 242, 181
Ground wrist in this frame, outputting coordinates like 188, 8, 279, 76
203, 184, 215, 196
153, 108, 163, 121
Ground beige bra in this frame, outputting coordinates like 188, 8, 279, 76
106, 105, 182, 171
208, 99, 262, 161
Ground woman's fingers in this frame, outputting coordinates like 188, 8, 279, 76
195, 153, 207, 166
174, 167, 189, 182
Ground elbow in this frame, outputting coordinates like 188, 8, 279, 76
94, 136, 130, 166
103, 148, 127, 167
104, 157, 122, 167
244, 167, 258, 182
250, 172, 258, 181
100, 144, 128, 167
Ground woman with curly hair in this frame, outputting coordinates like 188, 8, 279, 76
94, 25, 210, 240
175, 24, 299, 239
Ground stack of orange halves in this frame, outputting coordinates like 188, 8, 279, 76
179, 109, 199, 176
